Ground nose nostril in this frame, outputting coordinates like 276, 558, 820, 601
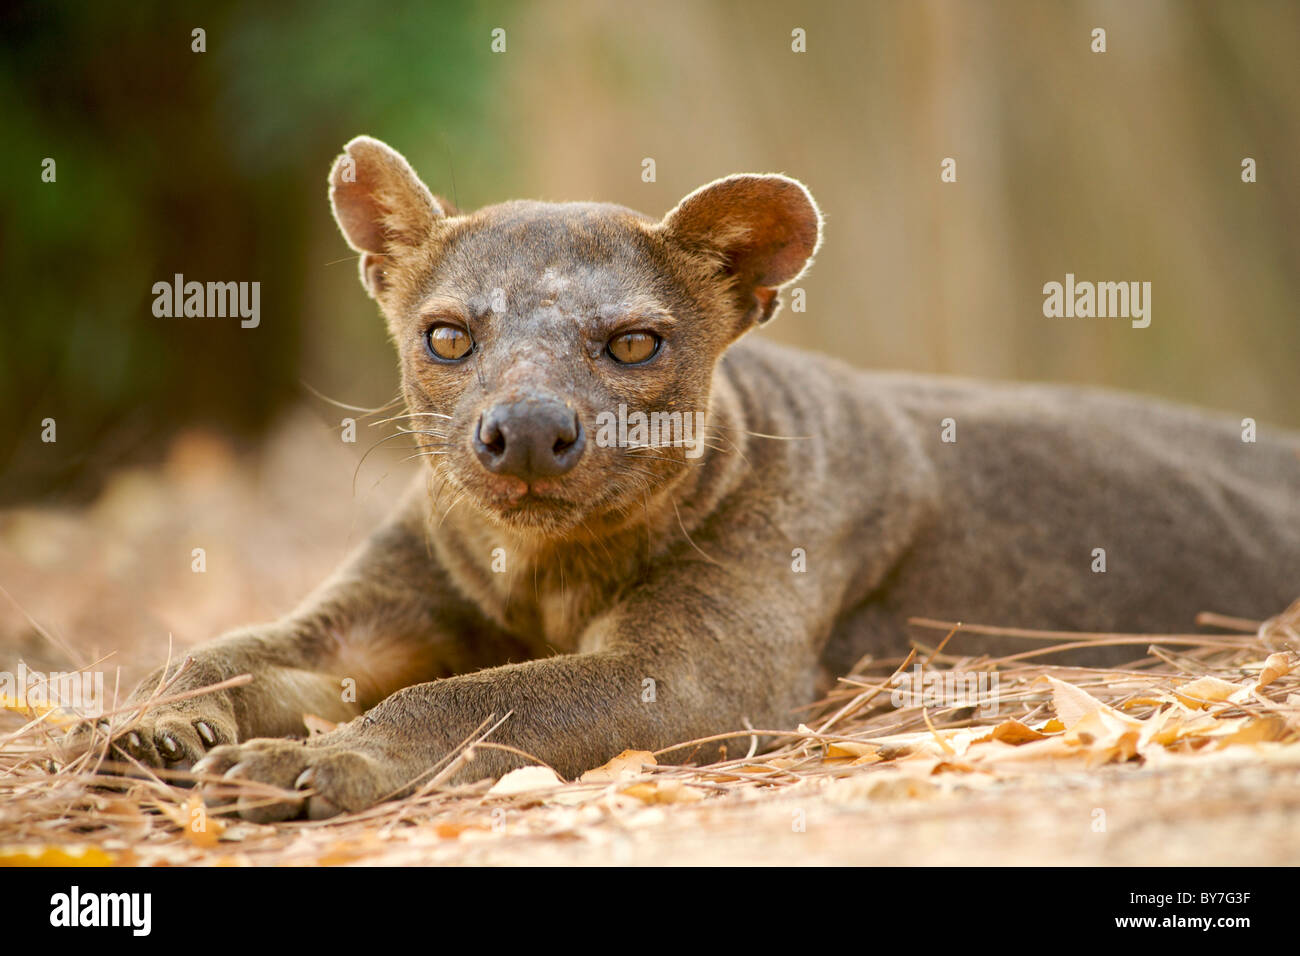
476, 402, 585, 479
551, 414, 580, 457
477, 418, 506, 456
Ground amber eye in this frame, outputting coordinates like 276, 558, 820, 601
425, 323, 473, 362
606, 331, 661, 365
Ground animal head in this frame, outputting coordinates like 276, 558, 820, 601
329, 135, 820, 536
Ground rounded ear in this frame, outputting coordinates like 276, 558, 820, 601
659, 174, 822, 326
328, 136, 444, 297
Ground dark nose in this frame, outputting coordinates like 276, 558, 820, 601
474, 398, 585, 480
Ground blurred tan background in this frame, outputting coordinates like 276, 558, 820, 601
1, 0, 1298, 672
461, 0, 1297, 425
4, 0, 1299, 506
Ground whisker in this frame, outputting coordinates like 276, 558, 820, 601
301, 381, 403, 417
371, 410, 455, 426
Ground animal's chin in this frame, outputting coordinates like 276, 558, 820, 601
465, 476, 589, 533
477, 484, 651, 538
436, 465, 655, 537
490, 493, 579, 527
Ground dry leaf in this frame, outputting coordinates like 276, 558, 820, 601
433, 821, 491, 839
1173, 676, 1244, 708
579, 749, 656, 783
181, 793, 224, 847
1041, 675, 1108, 728
988, 718, 1050, 745
487, 765, 563, 795
826, 740, 877, 759
1216, 715, 1289, 746
0, 844, 115, 866
1256, 653, 1294, 688
1067, 706, 1142, 763
155, 793, 225, 847
620, 779, 705, 804
0, 694, 78, 728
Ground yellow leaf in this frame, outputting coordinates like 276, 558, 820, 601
849, 753, 883, 765
1120, 697, 1167, 710
0, 844, 115, 867
1173, 676, 1244, 708
579, 749, 656, 783
182, 793, 224, 848
983, 719, 1046, 744
0, 694, 78, 728
826, 740, 877, 759
619, 779, 705, 804
1215, 715, 1289, 746
1256, 653, 1294, 689
433, 821, 490, 839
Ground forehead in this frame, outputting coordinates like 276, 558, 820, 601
425, 200, 668, 309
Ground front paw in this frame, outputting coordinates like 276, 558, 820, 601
70, 697, 236, 779
193, 735, 400, 822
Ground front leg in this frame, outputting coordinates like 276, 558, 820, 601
81, 483, 505, 774
199, 547, 829, 820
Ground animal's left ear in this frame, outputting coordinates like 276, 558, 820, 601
659, 174, 821, 327
329, 135, 448, 301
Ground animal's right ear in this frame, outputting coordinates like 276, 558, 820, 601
328, 136, 445, 299
658, 174, 821, 330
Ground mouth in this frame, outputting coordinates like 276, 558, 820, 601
476, 474, 580, 522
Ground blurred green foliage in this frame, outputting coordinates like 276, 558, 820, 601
0, 0, 513, 503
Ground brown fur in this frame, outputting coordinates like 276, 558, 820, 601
87, 136, 1300, 821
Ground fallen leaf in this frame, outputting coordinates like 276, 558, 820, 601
1173, 676, 1244, 708
579, 749, 656, 783
826, 740, 877, 759
1256, 653, 1294, 689
155, 793, 225, 847
0, 694, 78, 728
181, 793, 224, 847
1067, 706, 1142, 764
988, 719, 1050, 744
487, 765, 563, 795
619, 779, 705, 804
1216, 715, 1289, 746
433, 821, 491, 839
0, 844, 115, 866
1041, 675, 1108, 729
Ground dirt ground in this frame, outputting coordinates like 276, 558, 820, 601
2, 409, 1297, 866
